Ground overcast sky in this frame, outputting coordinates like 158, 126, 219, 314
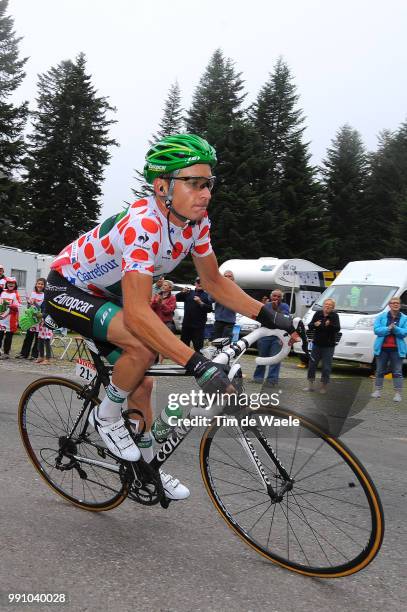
9, 0, 407, 220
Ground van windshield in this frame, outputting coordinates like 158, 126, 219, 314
312, 285, 398, 314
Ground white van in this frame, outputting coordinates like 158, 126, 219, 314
219, 257, 328, 319
296, 258, 407, 365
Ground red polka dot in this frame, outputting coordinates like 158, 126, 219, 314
131, 198, 148, 207
92, 226, 99, 239
101, 236, 114, 255
141, 218, 159, 233
135, 208, 148, 215
152, 241, 159, 255
73, 262, 81, 271
130, 249, 149, 261
124, 227, 136, 245
182, 226, 192, 239
146, 265, 155, 273
117, 214, 130, 233
84, 243, 95, 261
194, 242, 210, 255
78, 235, 86, 247
172, 242, 183, 259
198, 225, 209, 239
121, 258, 126, 270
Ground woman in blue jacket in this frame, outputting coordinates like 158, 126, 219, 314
372, 296, 407, 402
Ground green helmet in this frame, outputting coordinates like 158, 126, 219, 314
144, 134, 217, 184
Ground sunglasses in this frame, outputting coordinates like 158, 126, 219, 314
171, 176, 216, 192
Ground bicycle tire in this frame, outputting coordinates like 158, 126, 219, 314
200, 407, 384, 577
19, 377, 128, 512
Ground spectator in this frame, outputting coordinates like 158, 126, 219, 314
0, 264, 6, 290
15, 277, 46, 360
36, 301, 53, 365
176, 277, 212, 352
0, 276, 22, 359
152, 275, 165, 295
305, 298, 341, 394
253, 289, 290, 387
210, 270, 237, 340
371, 296, 407, 402
151, 279, 176, 362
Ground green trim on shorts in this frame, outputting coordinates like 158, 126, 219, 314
92, 301, 122, 342
105, 348, 122, 365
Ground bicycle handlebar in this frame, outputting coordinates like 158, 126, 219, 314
212, 318, 308, 368
212, 327, 290, 367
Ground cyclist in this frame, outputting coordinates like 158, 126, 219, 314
44, 134, 301, 500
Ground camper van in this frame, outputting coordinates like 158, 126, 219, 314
295, 258, 407, 365
219, 258, 328, 319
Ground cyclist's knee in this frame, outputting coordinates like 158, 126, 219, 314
122, 341, 157, 368
138, 376, 154, 395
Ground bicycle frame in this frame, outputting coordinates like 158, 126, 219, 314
61, 327, 297, 494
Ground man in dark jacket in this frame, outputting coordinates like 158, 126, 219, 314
176, 277, 213, 351
305, 298, 341, 393
210, 270, 237, 340
253, 289, 290, 386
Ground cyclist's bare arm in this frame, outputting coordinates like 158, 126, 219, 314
194, 253, 301, 343
121, 271, 195, 366
193, 253, 263, 319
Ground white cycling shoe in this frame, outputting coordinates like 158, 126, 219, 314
160, 470, 190, 500
89, 407, 141, 462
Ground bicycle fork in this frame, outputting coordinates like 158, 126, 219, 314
235, 425, 294, 502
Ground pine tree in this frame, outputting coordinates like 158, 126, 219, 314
151, 80, 183, 142
361, 125, 407, 259
251, 57, 305, 189
187, 49, 246, 137
184, 49, 262, 267
24, 53, 117, 253
133, 80, 184, 198
250, 58, 310, 256
320, 124, 369, 268
279, 139, 328, 264
0, 0, 29, 246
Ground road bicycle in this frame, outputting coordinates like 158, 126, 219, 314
18, 326, 384, 578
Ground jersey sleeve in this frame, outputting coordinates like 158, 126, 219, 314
191, 215, 213, 258
118, 214, 160, 277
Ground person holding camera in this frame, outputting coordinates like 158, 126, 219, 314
151, 279, 176, 362
305, 298, 340, 394
176, 277, 212, 352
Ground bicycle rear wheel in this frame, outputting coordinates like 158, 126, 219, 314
200, 407, 384, 577
19, 377, 128, 511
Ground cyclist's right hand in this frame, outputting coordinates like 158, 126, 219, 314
185, 352, 236, 395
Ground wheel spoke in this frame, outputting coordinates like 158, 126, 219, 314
201, 410, 382, 575
20, 380, 125, 510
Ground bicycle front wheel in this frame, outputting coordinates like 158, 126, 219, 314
200, 408, 384, 577
19, 377, 128, 511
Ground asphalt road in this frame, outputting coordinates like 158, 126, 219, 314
0, 358, 406, 612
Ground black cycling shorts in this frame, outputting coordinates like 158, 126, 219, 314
44, 270, 122, 363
